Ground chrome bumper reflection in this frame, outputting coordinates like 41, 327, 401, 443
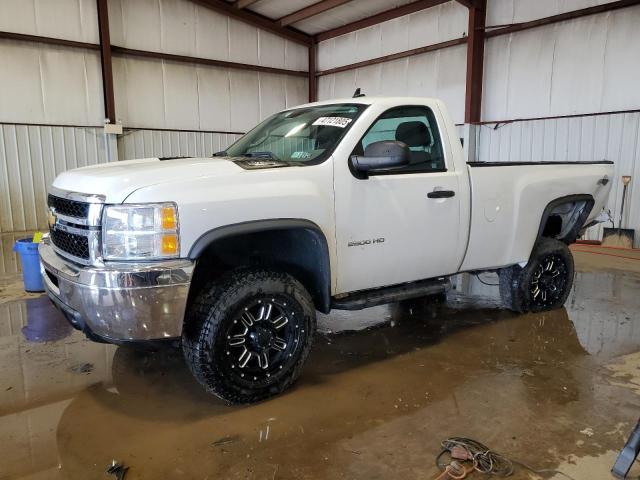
38, 236, 195, 342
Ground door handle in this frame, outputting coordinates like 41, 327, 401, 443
427, 189, 455, 199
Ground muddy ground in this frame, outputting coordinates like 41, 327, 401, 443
1, 241, 639, 479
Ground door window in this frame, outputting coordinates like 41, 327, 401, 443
356, 106, 445, 173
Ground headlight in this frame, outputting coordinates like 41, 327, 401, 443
102, 203, 179, 260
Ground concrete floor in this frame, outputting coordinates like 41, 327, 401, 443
1, 239, 640, 479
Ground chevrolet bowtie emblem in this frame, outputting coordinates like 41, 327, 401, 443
48, 209, 57, 229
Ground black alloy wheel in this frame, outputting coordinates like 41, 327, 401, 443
220, 297, 304, 384
528, 253, 569, 308
182, 269, 316, 404
499, 237, 574, 313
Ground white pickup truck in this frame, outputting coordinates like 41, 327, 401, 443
40, 96, 613, 403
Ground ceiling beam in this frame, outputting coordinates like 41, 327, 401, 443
315, 0, 449, 42
279, 0, 353, 27
191, 0, 312, 45
234, 0, 260, 8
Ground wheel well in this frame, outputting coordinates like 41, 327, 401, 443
188, 225, 331, 314
538, 195, 594, 244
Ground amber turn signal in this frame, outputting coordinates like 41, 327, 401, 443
161, 207, 177, 230
161, 234, 178, 255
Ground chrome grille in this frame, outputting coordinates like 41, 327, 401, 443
50, 228, 90, 260
47, 189, 104, 265
47, 194, 89, 220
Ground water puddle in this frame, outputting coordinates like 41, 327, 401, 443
0, 266, 638, 478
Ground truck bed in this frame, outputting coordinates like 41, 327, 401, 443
460, 161, 614, 271
467, 160, 614, 167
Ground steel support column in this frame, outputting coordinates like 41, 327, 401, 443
309, 42, 317, 102
464, 0, 486, 124
96, 0, 116, 125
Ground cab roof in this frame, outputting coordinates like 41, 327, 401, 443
292, 96, 441, 110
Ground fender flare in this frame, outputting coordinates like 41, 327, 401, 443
188, 219, 332, 313
535, 194, 595, 245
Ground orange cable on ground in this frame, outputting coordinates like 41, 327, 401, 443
431, 462, 475, 480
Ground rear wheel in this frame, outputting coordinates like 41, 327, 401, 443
182, 269, 316, 404
499, 237, 574, 313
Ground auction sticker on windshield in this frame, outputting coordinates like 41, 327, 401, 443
313, 117, 353, 128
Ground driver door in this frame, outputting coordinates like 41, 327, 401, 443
333, 105, 463, 294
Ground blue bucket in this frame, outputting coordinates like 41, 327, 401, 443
13, 238, 45, 292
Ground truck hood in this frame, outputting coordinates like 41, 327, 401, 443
51, 157, 285, 203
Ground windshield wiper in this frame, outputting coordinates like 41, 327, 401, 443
242, 151, 281, 161
213, 150, 227, 157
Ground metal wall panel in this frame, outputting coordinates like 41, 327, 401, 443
480, 2, 640, 245
0, 125, 117, 233
107, 0, 309, 133
0, 0, 308, 234
0, 41, 104, 126
487, 0, 618, 26
483, 6, 640, 121
474, 112, 640, 245
0, 0, 99, 43
318, 44, 467, 124
317, 1, 467, 71
117, 130, 243, 161
113, 56, 308, 132
107, 0, 308, 71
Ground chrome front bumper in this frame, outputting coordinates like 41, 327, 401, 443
39, 236, 195, 342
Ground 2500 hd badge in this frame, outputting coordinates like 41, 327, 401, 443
348, 238, 385, 247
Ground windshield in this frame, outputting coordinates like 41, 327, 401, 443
223, 103, 368, 164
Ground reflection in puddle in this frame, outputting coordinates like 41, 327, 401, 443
0, 268, 638, 479
21, 296, 73, 343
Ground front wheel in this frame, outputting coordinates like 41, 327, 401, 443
182, 269, 316, 404
499, 237, 574, 313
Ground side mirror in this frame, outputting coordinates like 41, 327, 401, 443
350, 140, 410, 178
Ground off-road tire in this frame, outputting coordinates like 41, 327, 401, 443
499, 237, 574, 313
182, 268, 316, 404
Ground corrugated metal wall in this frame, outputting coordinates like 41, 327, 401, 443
487, 0, 619, 26
483, 6, 640, 121
0, 41, 104, 126
317, 1, 468, 123
0, 125, 117, 233
0, 0, 308, 233
118, 129, 243, 160
315, 0, 640, 245
112, 58, 308, 133
317, 2, 467, 71
474, 113, 640, 245
318, 44, 467, 124
107, 0, 308, 70
108, 0, 308, 133
0, 0, 99, 43
478, 2, 640, 245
